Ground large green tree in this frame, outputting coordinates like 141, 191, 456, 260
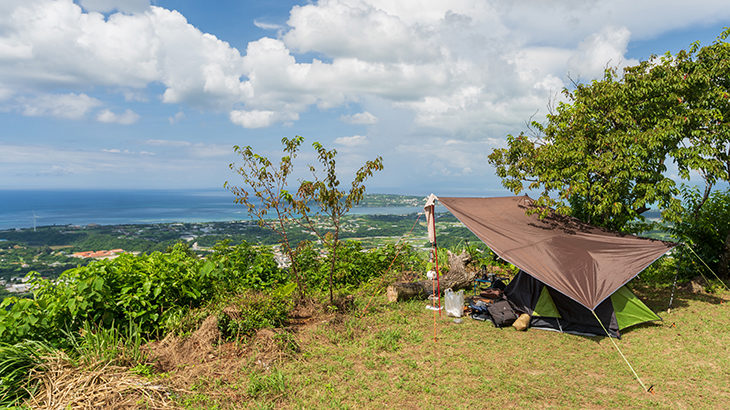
489, 29, 730, 237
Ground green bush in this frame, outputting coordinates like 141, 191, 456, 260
670, 187, 730, 281
0, 241, 287, 345
217, 283, 295, 339
301, 241, 425, 291
205, 240, 287, 290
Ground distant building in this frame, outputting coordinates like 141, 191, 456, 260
70, 249, 124, 260
6, 283, 32, 293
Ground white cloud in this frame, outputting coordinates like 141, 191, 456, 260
168, 111, 185, 124
229, 109, 298, 128
334, 135, 368, 147
340, 111, 378, 125
1, 0, 729, 133
253, 20, 284, 31
0, 1, 249, 111
144, 139, 192, 147
19, 93, 101, 119
97, 108, 140, 124
78, 0, 150, 14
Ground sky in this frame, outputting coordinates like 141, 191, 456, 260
1, 0, 729, 195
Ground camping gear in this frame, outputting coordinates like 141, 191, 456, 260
437, 195, 675, 338
487, 298, 518, 327
480, 289, 502, 299
513, 313, 531, 331
505, 270, 661, 337
426, 194, 676, 392
444, 288, 465, 317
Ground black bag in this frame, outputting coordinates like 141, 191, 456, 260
491, 278, 507, 291
487, 298, 518, 328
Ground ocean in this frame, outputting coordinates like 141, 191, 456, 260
0, 189, 422, 230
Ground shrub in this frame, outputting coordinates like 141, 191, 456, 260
669, 187, 730, 281
0, 241, 287, 345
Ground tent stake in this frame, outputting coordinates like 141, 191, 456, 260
591, 310, 650, 393
667, 260, 680, 313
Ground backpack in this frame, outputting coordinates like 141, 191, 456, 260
487, 298, 518, 328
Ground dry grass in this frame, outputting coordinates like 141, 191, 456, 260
25, 353, 177, 409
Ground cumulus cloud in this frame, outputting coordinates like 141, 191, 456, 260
97, 108, 140, 124
341, 111, 378, 125
78, 0, 150, 14
334, 135, 368, 147
18, 93, 101, 119
1, 0, 729, 133
0, 1, 248, 110
229, 109, 298, 128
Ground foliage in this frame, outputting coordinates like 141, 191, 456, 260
299, 241, 424, 292
64, 321, 147, 368
294, 141, 384, 303
205, 240, 287, 290
0, 241, 285, 345
488, 29, 730, 233
671, 187, 730, 279
488, 66, 681, 231
217, 284, 295, 339
0, 340, 56, 406
226, 136, 307, 298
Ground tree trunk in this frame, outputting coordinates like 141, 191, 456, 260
386, 251, 476, 303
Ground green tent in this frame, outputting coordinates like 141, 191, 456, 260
525, 281, 660, 337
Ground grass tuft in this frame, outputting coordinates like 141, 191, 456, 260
0, 340, 55, 407
248, 368, 287, 398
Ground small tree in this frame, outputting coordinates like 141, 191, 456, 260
294, 142, 384, 303
224, 136, 306, 298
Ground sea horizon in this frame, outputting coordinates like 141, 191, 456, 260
0, 188, 423, 231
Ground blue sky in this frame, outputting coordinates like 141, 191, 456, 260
1, 0, 729, 195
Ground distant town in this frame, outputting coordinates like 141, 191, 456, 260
1, 194, 473, 298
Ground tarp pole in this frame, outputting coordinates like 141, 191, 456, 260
430, 204, 442, 316
591, 310, 652, 393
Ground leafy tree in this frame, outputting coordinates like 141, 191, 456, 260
225, 136, 306, 298
294, 142, 383, 303
489, 29, 730, 236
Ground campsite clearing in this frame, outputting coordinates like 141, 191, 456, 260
169, 285, 729, 408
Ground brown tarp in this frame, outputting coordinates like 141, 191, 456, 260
438, 196, 676, 310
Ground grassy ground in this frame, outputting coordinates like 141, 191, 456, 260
163, 285, 729, 409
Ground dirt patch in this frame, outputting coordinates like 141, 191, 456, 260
145, 315, 222, 372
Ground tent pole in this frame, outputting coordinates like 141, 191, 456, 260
591, 310, 652, 393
